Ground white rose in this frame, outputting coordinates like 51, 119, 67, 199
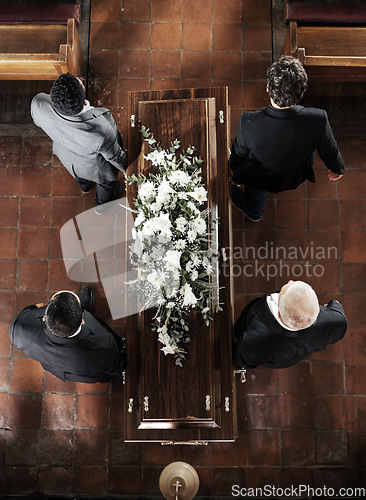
140, 220, 155, 236
169, 170, 191, 186
138, 180, 155, 200
150, 202, 162, 213
165, 250, 182, 269
175, 216, 187, 232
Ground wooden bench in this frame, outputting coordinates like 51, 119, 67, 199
0, 4, 83, 80
282, 2, 366, 81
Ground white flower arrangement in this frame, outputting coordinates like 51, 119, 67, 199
126, 127, 221, 366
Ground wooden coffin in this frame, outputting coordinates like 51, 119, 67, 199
125, 87, 236, 443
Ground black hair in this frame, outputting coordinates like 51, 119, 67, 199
45, 292, 83, 338
50, 73, 85, 116
266, 56, 308, 108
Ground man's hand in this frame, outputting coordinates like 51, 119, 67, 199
35, 303, 45, 308
324, 299, 340, 307
328, 170, 343, 181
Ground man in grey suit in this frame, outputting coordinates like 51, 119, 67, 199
31, 73, 127, 214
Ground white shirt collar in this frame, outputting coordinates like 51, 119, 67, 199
267, 293, 298, 331
78, 99, 94, 115
68, 322, 82, 337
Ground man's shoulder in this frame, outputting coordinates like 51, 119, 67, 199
9, 306, 45, 345
317, 301, 347, 325
13, 306, 44, 327
240, 109, 265, 121
83, 311, 110, 336
298, 106, 326, 119
82, 107, 111, 119
249, 294, 271, 312
31, 92, 52, 109
245, 295, 275, 329
31, 93, 55, 125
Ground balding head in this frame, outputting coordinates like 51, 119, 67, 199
278, 281, 320, 330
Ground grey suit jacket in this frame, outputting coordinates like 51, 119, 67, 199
31, 93, 126, 184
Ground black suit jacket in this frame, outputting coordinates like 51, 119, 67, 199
233, 295, 347, 369
9, 306, 126, 383
230, 105, 345, 193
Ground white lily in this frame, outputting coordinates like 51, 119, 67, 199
188, 186, 207, 204
161, 344, 176, 355
181, 283, 198, 307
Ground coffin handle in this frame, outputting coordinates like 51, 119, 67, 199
205, 395, 211, 411
234, 368, 247, 383
144, 396, 149, 412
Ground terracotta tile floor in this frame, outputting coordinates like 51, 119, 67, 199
0, 0, 366, 497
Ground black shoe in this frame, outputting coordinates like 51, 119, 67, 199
79, 286, 95, 312
244, 212, 262, 223
231, 185, 262, 222
81, 181, 94, 194
95, 182, 123, 215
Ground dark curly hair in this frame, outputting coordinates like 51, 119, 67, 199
50, 73, 85, 116
45, 292, 83, 338
266, 56, 308, 108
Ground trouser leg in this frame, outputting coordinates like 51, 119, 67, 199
73, 172, 94, 193
95, 179, 122, 206
243, 185, 267, 220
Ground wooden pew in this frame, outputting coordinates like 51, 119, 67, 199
282, 2, 366, 81
0, 4, 83, 80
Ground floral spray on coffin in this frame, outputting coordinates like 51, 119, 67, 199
126, 127, 222, 366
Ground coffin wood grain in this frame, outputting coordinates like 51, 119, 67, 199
125, 87, 236, 443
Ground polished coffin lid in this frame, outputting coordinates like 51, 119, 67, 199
125, 87, 235, 443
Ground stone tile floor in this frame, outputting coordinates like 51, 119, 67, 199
0, 0, 365, 497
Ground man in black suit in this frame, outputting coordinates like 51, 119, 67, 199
234, 280, 347, 369
230, 56, 345, 221
8, 287, 126, 383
